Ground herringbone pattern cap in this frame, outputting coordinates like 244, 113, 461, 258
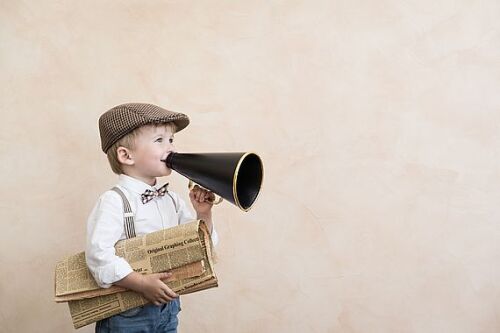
99, 103, 190, 153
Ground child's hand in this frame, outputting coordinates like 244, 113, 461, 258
139, 272, 178, 306
189, 185, 215, 215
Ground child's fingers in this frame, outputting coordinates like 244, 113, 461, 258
155, 295, 167, 304
205, 191, 215, 202
191, 187, 200, 199
202, 189, 213, 202
162, 287, 178, 298
190, 187, 216, 203
158, 272, 172, 279
158, 272, 173, 283
192, 185, 201, 196
189, 190, 198, 202
151, 272, 171, 281
158, 292, 172, 303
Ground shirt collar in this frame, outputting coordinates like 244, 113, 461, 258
118, 174, 168, 194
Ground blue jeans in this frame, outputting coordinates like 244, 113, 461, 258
95, 298, 181, 333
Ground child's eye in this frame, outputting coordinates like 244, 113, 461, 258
169, 138, 174, 144
155, 138, 163, 142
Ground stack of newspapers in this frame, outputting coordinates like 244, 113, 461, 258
54, 220, 217, 329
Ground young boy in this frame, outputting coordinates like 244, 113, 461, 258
86, 103, 218, 333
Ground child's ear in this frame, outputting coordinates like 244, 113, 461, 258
116, 147, 134, 165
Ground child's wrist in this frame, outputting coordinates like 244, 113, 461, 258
196, 211, 212, 219
136, 273, 147, 292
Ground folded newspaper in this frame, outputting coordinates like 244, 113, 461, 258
54, 220, 217, 329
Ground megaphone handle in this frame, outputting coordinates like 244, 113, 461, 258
188, 180, 223, 205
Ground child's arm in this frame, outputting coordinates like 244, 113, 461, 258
86, 191, 134, 288
174, 188, 219, 245
87, 191, 179, 305
114, 271, 178, 306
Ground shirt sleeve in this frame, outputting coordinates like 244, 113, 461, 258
175, 192, 219, 246
85, 190, 133, 288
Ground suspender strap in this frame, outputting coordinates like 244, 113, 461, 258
166, 192, 179, 215
111, 186, 136, 239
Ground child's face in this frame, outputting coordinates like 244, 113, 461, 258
129, 125, 176, 179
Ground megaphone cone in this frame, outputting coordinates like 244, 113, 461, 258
164, 152, 263, 211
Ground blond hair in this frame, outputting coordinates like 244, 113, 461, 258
106, 122, 177, 175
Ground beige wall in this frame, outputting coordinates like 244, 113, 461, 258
1, 1, 500, 332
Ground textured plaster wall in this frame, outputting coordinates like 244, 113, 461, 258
1, 1, 500, 332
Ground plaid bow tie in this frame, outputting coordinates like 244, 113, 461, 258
141, 183, 169, 204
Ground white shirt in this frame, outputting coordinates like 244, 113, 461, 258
86, 174, 219, 288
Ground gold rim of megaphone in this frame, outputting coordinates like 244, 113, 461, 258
188, 179, 224, 205
233, 152, 264, 212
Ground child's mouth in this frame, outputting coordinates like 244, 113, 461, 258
163, 151, 174, 159
161, 151, 175, 164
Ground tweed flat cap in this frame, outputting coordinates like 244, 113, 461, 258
99, 103, 190, 153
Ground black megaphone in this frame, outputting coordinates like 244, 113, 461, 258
163, 152, 263, 211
